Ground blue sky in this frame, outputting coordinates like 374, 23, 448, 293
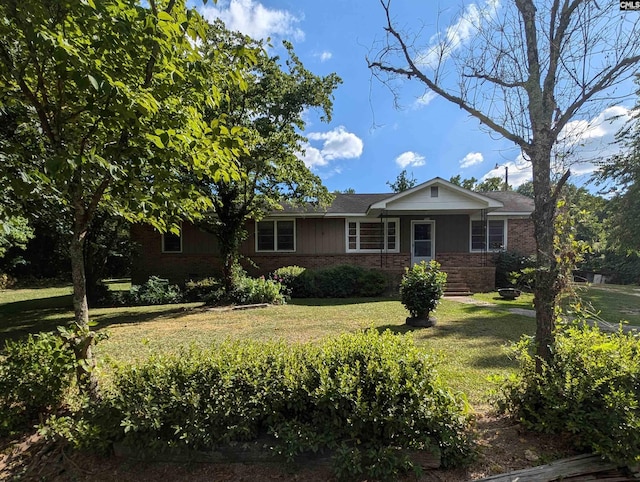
199, 0, 635, 194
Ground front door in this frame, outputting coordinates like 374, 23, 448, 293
411, 221, 435, 265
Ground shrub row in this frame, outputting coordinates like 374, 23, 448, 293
272, 264, 388, 298
110, 329, 474, 477
493, 325, 640, 463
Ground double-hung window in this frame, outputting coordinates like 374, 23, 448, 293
256, 219, 296, 252
162, 230, 182, 253
346, 218, 399, 253
470, 219, 506, 251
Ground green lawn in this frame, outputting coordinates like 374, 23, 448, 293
3, 281, 635, 405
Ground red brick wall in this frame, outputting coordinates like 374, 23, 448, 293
246, 253, 410, 276
507, 218, 536, 255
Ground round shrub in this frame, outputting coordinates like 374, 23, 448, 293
400, 261, 447, 319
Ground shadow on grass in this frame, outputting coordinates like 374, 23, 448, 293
290, 297, 398, 307
0, 299, 200, 343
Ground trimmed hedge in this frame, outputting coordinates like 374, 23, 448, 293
493, 325, 640, 464
275, 264, 388, 298
109, 330, 474, 477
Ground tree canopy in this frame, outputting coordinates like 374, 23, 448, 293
196, 23, 341, 290
387, 170, 417, 192
0, 0, 252, 392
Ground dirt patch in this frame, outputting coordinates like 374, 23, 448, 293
0, 410, 576, 481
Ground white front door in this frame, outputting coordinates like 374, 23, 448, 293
411, 221, 435, 265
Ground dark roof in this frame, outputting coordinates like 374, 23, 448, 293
480, 191, 534, 213
279, 191, 533, 215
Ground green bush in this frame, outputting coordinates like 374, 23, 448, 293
399, 261, 447, 319
0, 272, 17, 289
183, 277, 221, 302
206, 275, 286, 305
493, 325, 640, 464
0, 332, 75, 436
271, 265, 306, 295
493, 251, 536, 289
289, 265, 388, 298
108, 330, 473, 477
129, 276, 183, 305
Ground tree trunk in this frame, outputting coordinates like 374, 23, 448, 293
530, 145, 561, 372
70, 200, 99, 397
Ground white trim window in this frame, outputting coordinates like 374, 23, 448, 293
256, 219, 296, 252
470, 219, 506, 251
162, 230, 182, 253
346, 218, 399, 253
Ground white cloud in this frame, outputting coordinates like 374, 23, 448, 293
395, 151, 426, 168
482, 158, 531, 188
300, 126, 364, 168
479, 105, 632, 188
414, 91, 437, 109
317, 51, 332, 62
556, 105, 631, 176
201, 0, 304, 41
459, 152, 484, 168
417, 0, 501, 69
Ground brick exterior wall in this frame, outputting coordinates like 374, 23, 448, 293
130, 216, 540, 292
507, 218, 536, 255
247, 253, 410, 276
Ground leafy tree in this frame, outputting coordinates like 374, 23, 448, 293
476, 177, 507, 192
449, 175, 507, 192
597, 79, 640, 253
0, 0, 249, 393
516, 181, 535, 198
387, 170, 417, 192
196, 24, 340, 292
369, 0, 640, 367
0, 216, 33, 260
449, 175, 478, 191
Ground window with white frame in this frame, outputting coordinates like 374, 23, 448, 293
162, 230, 182, 253
256, 219, 295, 252
470, 219, 505, 251
346, 218, 399, 253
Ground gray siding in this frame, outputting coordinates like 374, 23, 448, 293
400, 215, 469, 254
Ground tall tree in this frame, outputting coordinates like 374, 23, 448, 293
0, 0, 248, 392
197, 24, 340, 291
597, 79, 640, 253
369, 0, 640, 367
387, 170, 417, 192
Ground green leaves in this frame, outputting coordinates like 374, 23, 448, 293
400, 261, 447, 319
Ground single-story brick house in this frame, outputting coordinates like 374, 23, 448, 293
131, 177, 536, 292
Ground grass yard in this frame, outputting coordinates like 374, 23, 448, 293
1, 283, 536, 406
0, 280, 637, 406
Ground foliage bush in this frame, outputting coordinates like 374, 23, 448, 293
493, 251, 536, 289
183, 277, 221, 302
287, 264, 388, 298
0, 272, 17, 289
129, 276, 183, 305
0, 332, 75, 436
107, 330, 474, 478
493, 325, 640, 464
271, 265, 306, 295
399, 261, 447, 319
204, 273, 286, 306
